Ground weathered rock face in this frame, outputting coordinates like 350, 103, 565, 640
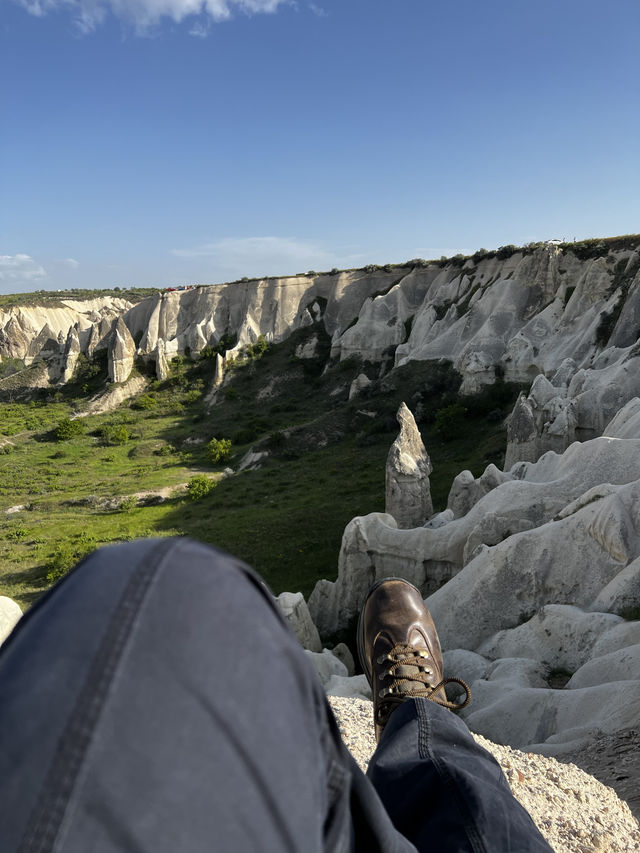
24, 323, 60, 366
0, 316, 32, 359
385, 402, 433, 528
276, 591, 322, 652
108, 316, 136, 383
2, 241, 640, 401
309, 436, 640, 638
154, 339, 169, 381
0, 596, 22, 646
61, 326, 81, 383
505, 348, 640, 467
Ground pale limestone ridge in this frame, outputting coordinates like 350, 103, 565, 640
1, 243, 639, 398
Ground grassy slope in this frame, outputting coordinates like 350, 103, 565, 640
0, 324, 520, 609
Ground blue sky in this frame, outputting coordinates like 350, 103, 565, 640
1, 0, 639, 294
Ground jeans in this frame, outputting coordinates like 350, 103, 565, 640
0, 538, 552, 852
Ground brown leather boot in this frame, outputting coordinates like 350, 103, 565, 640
357, 577, 471, 741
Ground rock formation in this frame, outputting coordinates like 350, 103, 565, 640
1, 240, 639, 403
276, 591, 322, 652
154, 339, 169, 381
505, 348, 640, 467
309, 434, 640, 638
108, 316, 136, 383
385, 402, 433, 528
61, 326, 81, 383
0, 596, 22, 645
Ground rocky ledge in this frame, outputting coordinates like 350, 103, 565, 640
330, 696, 640, 853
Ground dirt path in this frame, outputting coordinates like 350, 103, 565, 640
130, 469, 223, 502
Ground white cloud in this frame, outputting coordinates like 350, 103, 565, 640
308, 3, 327, 17
172, 235, 367, 279
173, 235, 331, 270
15, 0, 291, 33
60, 257, 80, 268
0, 254, 47, 283
188, 20, 209, 36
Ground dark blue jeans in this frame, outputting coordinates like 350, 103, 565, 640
0, 538, 552, 852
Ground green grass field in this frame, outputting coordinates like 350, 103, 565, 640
0, 324, 521, 609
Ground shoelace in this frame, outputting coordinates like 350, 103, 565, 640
376, 643, 471, 727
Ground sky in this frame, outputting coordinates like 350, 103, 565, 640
1, 0, 639, 294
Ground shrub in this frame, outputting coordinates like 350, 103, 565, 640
188, 475, 217, 500
6, 525, 28, 540
338, 354, 361, 372
268, 430, 286, 449
183, 389, 201, 404
224, 386, 238, 401
208, 437, 232, 464
118, 495, 138, 513
233, 427, 259, 444
133, 393, 158, 410
55, 418, 85, 441
247, 335, 268, 358
44, 542, 94, 584
100, 425, 130, 445
434, 403, 468, 440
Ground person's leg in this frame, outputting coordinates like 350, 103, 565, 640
368, 699, 552, 852
359, 578, 553, 853
0, 538, 413, 853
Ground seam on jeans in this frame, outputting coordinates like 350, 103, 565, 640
18, 538, 175, 853
417, 699, 488, 853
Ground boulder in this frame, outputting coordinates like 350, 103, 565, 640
385, 402, 433, 528
461, 678, 640, 752
330, 642, 355, 676
276, 591, 322, 652
325, 673, 372, 700
476, 606, 623, 672
567, 644, 640, 690
348, 373, 371, 401
0, 596, 22, 646
303, 648, 348, 684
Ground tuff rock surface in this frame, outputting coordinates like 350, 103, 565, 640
385, 402, 433, 528
108, 316, 136, 383
0, 596, 22, 645
1, 241, 639, 401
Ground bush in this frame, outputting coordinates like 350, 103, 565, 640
233, 427, 259, 445
100, 425, 130, 445
247, 335, 268, 358
224, 386, 238, 401
183, 389, 201, 404
434, 403, 468, 440
208, 437, 232, 464
55, 418, 85, 441
44, 542, 94, 584
6, 525, 28, 540
187, 475, 217, 500
132, 393, 158, 410
118, 495, 138, 513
